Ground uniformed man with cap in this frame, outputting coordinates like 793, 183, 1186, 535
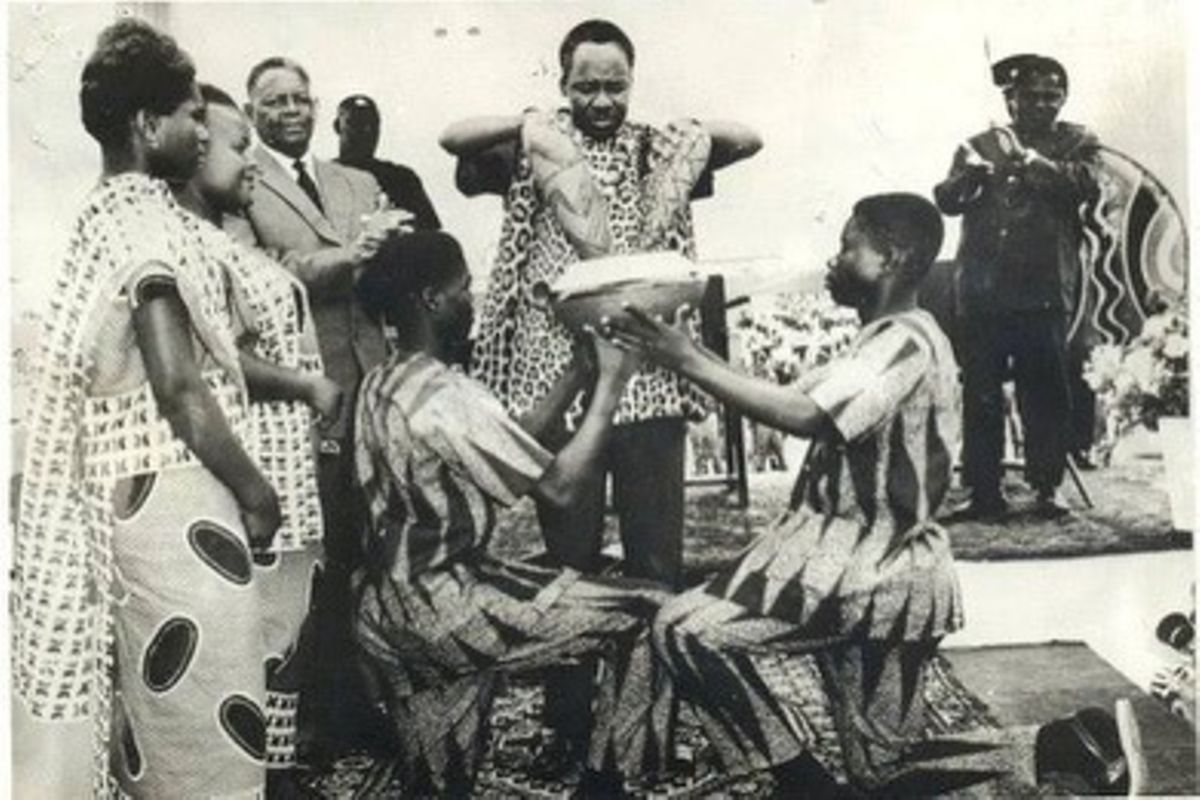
934, 53, 1100, 519
334, 93, 441, 231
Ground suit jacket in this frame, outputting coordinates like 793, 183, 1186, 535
228, 145, 387, 439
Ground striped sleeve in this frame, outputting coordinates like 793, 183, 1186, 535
805, 321, 930, 443
421, 375, 554, 507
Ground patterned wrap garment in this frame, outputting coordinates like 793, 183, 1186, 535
652, 309, 966, 790
471, 110, 711, 426
219, 224, 325, 552
704, 309, 964, 642
215, 222, 328, 770
13, 174, 252, 796
353, 352, 673, 791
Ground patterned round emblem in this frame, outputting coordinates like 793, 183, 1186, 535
219, 694, 267, 761
143, 616, 199, 693
188, 521, 252, 585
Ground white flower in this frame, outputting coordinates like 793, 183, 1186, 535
1141, 314, 1170, 341
1084, 345, 1124, 390
1124, 348, 1159, 392
1164, 333, 1189, 359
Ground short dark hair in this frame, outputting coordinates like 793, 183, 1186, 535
852, 193, 945, 285
558, 19, 634, 76
79, 18, 196, 148
245, 56, 310, 97
357, 231, 467, 326
199, 83, 238, 110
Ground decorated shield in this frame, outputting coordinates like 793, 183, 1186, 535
1070, 146, 1189, 345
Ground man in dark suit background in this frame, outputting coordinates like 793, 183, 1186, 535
334, 93, 441, 231
231, 55, 410, 763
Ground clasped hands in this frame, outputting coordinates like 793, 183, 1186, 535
967, 129, 1056, 179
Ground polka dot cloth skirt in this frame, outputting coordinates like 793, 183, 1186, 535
109, 466, 266, 798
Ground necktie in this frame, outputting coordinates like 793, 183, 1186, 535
293, 159, 324, 213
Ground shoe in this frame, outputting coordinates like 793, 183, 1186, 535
1156, 612, 1195, 652
1033, 489, 1071, 519
1035, 707, 1130, 795
944, 495, 1009, 522
1072, 450, 1099, 471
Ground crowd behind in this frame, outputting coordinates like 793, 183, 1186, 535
12, 14, 1144, 800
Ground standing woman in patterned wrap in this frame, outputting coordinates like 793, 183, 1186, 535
174, 84, 344, 792
13, 20, 280, 798
439, 18, 762, 771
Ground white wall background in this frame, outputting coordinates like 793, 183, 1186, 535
7, 0, 1191, 320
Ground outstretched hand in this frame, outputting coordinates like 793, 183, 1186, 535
599, 303, 698, 372
352, 209, 416, 262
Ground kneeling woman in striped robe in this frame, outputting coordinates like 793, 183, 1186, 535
605, 193, 964, 793
351, 231, 674, 795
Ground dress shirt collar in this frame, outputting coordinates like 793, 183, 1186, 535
260, 141, 319, 188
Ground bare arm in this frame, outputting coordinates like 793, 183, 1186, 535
606, 306, 834, 438
672, 348, 830, 437
515, 349, 592, 446
281, 245, 361, 301
532, 340, 636, 508
239, 350, 343, 418
134, 281, 280, 547
526, 111, 613, 257
704, 119, 763, 170
439, 114, 524, 157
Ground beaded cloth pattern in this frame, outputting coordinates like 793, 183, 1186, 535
212, 223, 325, 552
13, 174, 249, 796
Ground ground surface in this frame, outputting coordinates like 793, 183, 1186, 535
490, 452, 1190, 580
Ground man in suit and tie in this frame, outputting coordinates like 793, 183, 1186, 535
234, 55, 409, 762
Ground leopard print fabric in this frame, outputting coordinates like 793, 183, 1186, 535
472, 111, 711, 426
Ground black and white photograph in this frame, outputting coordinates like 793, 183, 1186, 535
6, 1, 1195, 796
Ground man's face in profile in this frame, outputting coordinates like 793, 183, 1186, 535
561, 41, 632, 140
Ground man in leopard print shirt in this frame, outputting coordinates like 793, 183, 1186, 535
440, 18, 761, 777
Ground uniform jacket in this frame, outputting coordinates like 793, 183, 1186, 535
934, 122, 1100, 315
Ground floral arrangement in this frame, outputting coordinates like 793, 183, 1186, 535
1084, 297, 1189, 439
730, 291, 858, 384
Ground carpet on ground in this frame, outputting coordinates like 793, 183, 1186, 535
299, 651, 1028, 798
300, 642, 1195, 797
488, 458, 1190, 580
